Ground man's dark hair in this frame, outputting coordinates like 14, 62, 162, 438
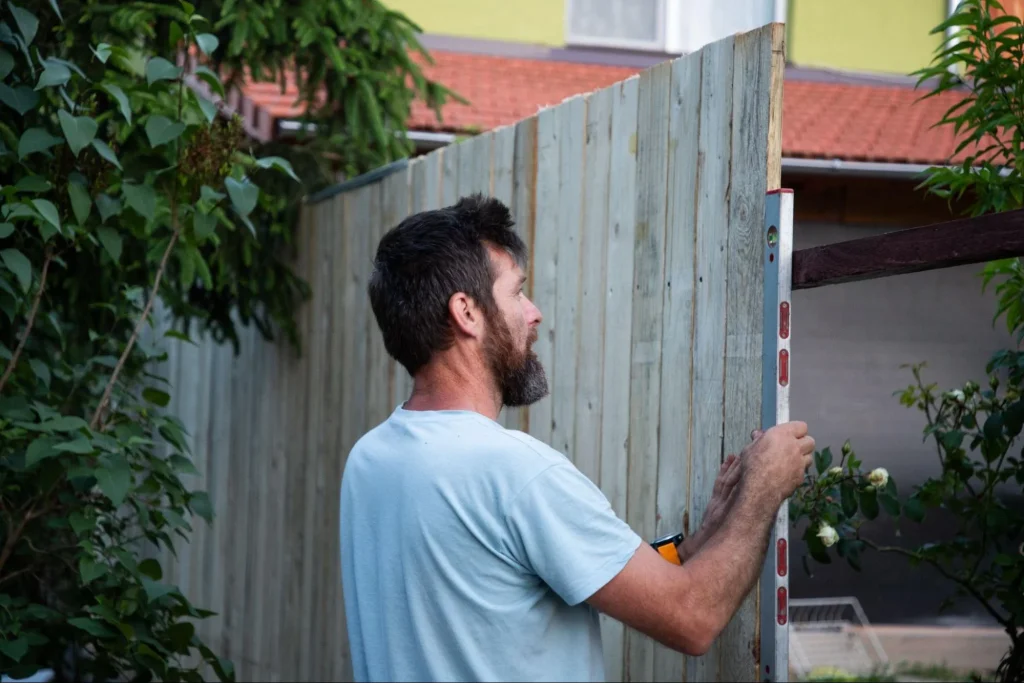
367, 193, 528, 376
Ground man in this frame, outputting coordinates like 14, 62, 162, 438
339, 194, 815, 682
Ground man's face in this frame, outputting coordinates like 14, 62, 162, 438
482, 246, 548, 407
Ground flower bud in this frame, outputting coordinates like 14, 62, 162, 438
817, 523, 839, 548
842, 440, 852, 456
828, 466, 843, 478
964, 381, 979, 395
868, 467, 889, 488
945, 390, 966, 404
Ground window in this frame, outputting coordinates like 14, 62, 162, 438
566, 0, 778, 54
565, 0, 667, 51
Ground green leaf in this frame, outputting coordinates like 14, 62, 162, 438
0, 223, 12, 239
25, 435, 59, 466
195, 32, 219, 55
29, 357, 50, 387
168, 454, 199, 475
40, 415, 88, 431
197, 95, 217, 123
79, 555, 107, 584
58, 110, 98, 156
857, 487, 879, 520
123, 183, 156, 222
92, 42, 112, 63
96, 226, 122, 263
54, 435, 93, 454
0, 84, 39, 115
91, 139, 121, 169
904, 496, 926, 523
145, 57, 182, 85
69, 511, 93, 536
1, 248, 32, 292
67, 617, 117, 638
256, 155, 299, 181
14, 175, 50, 192
145, 114, 186, 148
0, 48, 14, 80
142, 387, 170, 407
193, 211, 216, 241
95, 454, 132, 506
878, 492, 901, 517
138, 557, 163, 580
96, 194, 121, 222
32, 199, 60, 232
190, 491, 213, 522
193, 65, 225, 98
141, 578, 176, 602
0, 636, 29, 662
102, 83, 131, 123
68, 182, 91, 225
200, 185, 226, 203
814, 447, 833, 475
35, 60, 71, 90
10, 4, 38, 45
840, 480, 857, 518
168, 621, 195, 652
225, 176, 258, 216
17, 127, 63, 159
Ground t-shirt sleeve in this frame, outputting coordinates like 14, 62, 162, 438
503, 462, 644, 606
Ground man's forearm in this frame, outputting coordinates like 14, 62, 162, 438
676, 480, 779, 636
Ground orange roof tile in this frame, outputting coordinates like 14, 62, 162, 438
238, 49, 984, 167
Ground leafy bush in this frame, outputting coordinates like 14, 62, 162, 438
0, 0, 303, 679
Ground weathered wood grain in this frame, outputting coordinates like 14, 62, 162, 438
625, 59, 671, 683
598, 73, 639, 683
654, 46, 702, 683
552, 95, 586, 462
719, 24, 781, 682
688, 33, 736, 683
527, 105, 560, 445
573, 85, 612, 485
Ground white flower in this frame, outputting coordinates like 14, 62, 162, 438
828, 466, 843, 477
946, 389, 966, 404
817, 523, 839, 548
868, 467, 889, 488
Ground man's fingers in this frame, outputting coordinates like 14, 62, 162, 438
750, 428, 764, 441
782, 421, 808, 438
798, 435, 815, 455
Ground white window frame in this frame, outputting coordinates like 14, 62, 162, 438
564, 0, 669, 52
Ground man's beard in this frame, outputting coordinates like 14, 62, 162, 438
483, 310, 549, 408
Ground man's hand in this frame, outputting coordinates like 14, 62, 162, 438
676, 429, 765, 562
677, 454, 741, 562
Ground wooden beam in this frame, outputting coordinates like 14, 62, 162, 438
792, 207, 1024, 290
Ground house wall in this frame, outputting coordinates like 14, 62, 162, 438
786, 0, 947, 75
785, 176, 1015, 626
383, 0, 565, 47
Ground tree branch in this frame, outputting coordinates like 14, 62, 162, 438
90, 230, 179, 430
859, 536, 1011, 631
0, 251, 54, 395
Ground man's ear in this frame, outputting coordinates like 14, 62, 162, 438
448, 292, 483, 339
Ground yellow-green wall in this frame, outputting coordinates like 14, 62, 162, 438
787, 0, 947, 75
384, 0, 565, 47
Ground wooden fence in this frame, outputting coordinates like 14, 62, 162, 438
153, 23, 784, 682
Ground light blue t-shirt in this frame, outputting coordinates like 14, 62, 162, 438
339, 405, 643, 682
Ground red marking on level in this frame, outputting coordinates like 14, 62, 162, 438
777, 587, 788, 625
779, 349, 789, 386
766, 188, 794, 195
779, 302, 790, 339
777, 538, 788, 576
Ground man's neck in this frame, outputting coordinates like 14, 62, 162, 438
403, 355, 502, 421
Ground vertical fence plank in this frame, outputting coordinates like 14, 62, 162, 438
252, 328, 278, 680
551, 95, 586, 461
688, 34, 737, 683
527, 106, 559, 445
458, 132, 492, 197
573, 85, 612, 485
598, 73, 639, 683
205, 327, 233, 672
719, 24, 784, 682
240, 323, 266, 681
509, 117, 538, 434
653, 46, 703, 683
490, 124, 521, 431
442, 144, 458, 207
328, 189, 353, 683
624, 59, 672, 683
